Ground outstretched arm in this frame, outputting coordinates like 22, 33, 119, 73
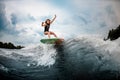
50, 15, 56, 24
41, 22, 46, 27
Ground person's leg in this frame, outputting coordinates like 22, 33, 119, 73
44, 32, 51, 38
48, 32, 51, 38
50, 31, 58, 38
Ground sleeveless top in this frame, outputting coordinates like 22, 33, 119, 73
44, 24, 50, 32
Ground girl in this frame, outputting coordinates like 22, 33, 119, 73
41, 15, 58, 38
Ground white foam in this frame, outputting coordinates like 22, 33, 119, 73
0, 43, 57, 66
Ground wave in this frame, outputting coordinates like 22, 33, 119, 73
0, 35, 120, 80
0, 43, 57, 67
0, 64, 8, 72
63, 36, 120, 72
0, 35, 120, 68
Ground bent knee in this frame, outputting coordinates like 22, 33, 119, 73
50, 31, 54, 34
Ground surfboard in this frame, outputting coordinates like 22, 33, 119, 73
40, 38, 64, 44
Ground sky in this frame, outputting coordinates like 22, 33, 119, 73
0, 0, 120, 45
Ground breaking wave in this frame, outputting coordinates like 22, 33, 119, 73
0, 35, 120, 80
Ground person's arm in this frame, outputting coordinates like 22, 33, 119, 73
50, 15, 56, 24
41, 22, 46, 27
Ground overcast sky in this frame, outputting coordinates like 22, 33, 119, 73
0, 0, 120, 45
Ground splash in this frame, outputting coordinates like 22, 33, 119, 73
0, 43, 57, 67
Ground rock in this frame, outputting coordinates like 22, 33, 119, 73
104, 25, 120, 41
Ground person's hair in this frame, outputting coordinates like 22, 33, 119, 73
45, 19, 51, 24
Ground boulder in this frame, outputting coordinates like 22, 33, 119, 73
104, 25, 120, 41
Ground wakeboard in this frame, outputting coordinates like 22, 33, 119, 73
40, 38, 64, 44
